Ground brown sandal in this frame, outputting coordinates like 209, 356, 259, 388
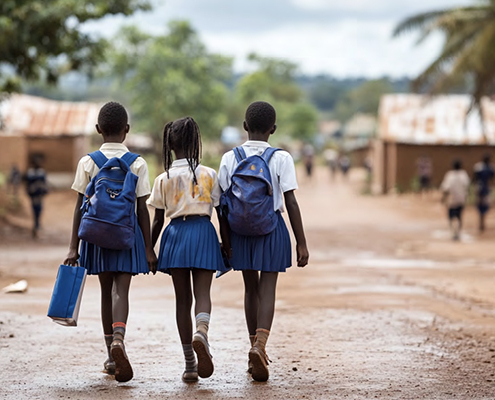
103, 358, 116, 375
110, 339, 133, 382
192, 331, 214, 379
249, 346, 271, 382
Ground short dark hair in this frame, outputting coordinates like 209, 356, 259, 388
483, 153, 491, 164
245, 101, 276, 133
453, 159, 462, 170
98, 102, 128, 135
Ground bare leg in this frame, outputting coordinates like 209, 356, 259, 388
242, 270, 260, 336
192, 269, 213, 315
113, 273, 132, 324
98, 272, 114, 335
257, 272, 279, 330
170, 269, 193, 344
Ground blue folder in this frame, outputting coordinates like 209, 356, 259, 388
47, 264, 87, 327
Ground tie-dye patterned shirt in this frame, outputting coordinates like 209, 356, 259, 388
147, 159, 220, 219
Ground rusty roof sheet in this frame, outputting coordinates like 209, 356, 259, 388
0, 94, 101, 137
378, 94, 495, 145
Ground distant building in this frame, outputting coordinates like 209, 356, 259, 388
0, 94, 101, 186
373, 94, 495, 194
342, 113, 376, 167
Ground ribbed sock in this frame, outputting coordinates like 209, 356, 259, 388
254, 328, 270, 352
249, 335, 256, 347
182, 344, 197, 372
112, 322, 126, 342
196, 312, 210, 339
104, 334, 113, 359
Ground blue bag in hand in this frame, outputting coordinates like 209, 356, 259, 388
47, 264, 87, 327
78, 151, 139, 250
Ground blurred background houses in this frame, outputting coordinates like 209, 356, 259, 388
373, 94, 495, 194
0, 94, 100, 188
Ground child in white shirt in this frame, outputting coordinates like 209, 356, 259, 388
441, 159, 470, 240
148, 116, 229, 382
218, 101, 309, 382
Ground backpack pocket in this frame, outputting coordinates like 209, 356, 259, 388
79, 216, 135, 250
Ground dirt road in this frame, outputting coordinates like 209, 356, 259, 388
1, 167, 495, 399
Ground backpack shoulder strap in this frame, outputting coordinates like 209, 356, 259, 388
121, 152, 140, 167
233, 147, 247, 163
88, 151, 108, 169
261, 147, 279, 163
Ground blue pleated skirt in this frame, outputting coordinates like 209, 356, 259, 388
230, 212, 292, 272
157, 215, 228, 275
80, 221, 149, 275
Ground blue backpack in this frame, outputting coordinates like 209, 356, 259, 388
78, 151, 139, 250
220, 146, 279, 236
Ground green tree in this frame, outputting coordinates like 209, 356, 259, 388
309, 78, 346, 111
235, 54, 318, 140
393, 1, 495, 117
0, 0, 151, 93
109, 21, 232, 147
334, 79, 394, 122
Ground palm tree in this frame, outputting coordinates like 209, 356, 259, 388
393, 1, 495, 129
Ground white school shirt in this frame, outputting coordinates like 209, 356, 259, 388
147, 160, 221, 219
440, 169, 470, 207
71, 142, 151, 198
218, 140, 298, 213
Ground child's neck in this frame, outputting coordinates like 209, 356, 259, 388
174, 149, 186, 159
102, 131, 126, 144
248, 132, 270, 142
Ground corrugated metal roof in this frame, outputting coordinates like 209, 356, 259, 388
378, 94, 495, 145
0, 94, 101, 137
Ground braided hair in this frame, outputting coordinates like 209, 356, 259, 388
162, 116, 202, 185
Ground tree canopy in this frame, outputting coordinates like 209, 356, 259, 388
333, 79, 394, 122
394, 1, 495, 114
235, 54, 318, 141
0, 0, 151, 92
108, 21, 232, 142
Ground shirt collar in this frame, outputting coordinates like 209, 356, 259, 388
171, 159, 191, 168
243, 140, 271, 148
100, 142, 129, 151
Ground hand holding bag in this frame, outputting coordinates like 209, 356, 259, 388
47, 264, 87, 326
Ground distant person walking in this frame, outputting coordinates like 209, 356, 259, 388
323, 148, 338, 180
416, 155, 432, 197
8, 163, 22, 197
339, 154, 351, 179
302, 143, 315, 179
24, 155, 48, 238
473, 154, 494, 232
440, 159, 470, 241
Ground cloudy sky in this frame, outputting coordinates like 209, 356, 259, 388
82, 0, 471, 78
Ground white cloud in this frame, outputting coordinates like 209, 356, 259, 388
203, 19, 445, 77
81, 0, 472, 77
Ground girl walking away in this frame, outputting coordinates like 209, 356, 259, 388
148, 117, 230, 383
64, 102, 157, 383
218, 101, 309, 382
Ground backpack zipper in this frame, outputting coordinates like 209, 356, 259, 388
96, 177, 124, 184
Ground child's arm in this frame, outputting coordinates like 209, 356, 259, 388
216, 206, 232, 259
64, 193, 84, 266
151, 208, 165, 248
284, 190, 309, 267
137, 196, 158, 274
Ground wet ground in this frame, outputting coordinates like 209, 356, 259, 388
1, 167, 495, 399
